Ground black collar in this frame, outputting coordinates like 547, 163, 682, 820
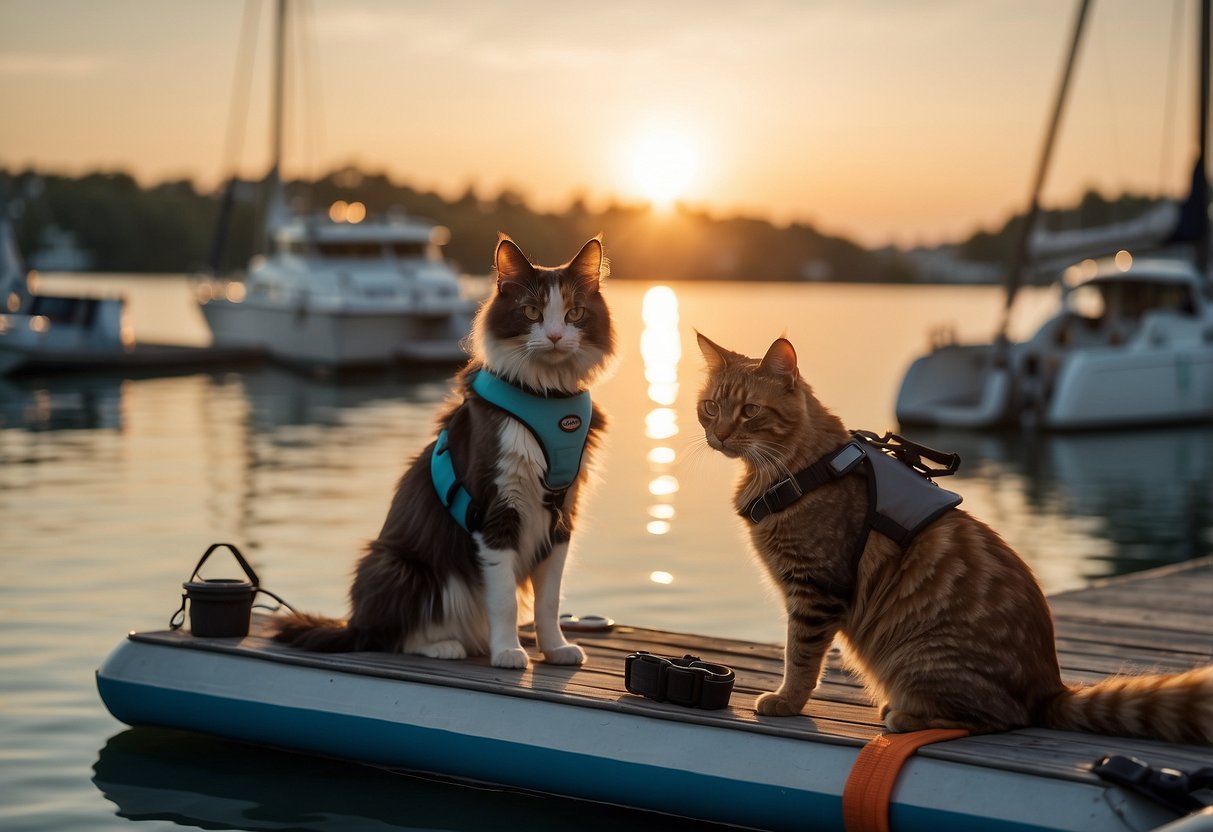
740, 440, 867, 524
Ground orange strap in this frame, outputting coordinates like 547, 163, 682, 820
842, 729, 971, 832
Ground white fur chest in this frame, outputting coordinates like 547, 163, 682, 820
493, 418, 554, 573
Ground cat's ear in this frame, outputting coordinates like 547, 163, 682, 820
495, 235, 533, 290
568, 235, 606, 290
696, 331, 729, 373
760, 338, 799, 386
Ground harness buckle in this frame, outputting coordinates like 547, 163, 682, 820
828, 441, 867, 476
750, 477, 802, 522
1093, 754, 1213, 815
624, 652, 670, 700
624, 651, 736, 710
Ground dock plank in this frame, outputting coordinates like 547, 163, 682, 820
135, 555, 1213, 793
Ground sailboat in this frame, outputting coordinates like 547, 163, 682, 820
199, 1, 477, 370
895, 0, 1213, 430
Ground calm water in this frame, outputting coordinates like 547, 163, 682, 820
3, 275, 1211, 831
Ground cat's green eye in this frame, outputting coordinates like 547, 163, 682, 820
702, 400, 720, 417
566, 306, 586, 323
523, 305, 542, 322
742, 403, 761, 419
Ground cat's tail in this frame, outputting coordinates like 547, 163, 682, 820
270, 611, 365, 652
1043, 665, 1213, 745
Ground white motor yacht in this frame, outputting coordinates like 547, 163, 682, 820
199, 212, 476, 369
0, 202, 129, 376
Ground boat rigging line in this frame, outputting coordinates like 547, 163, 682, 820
999, 0, 1092, 342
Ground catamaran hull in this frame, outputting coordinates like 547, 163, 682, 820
895, 345, 1014, 428
201, 300, 471, 368
1045, 348, 1213, 429
896, 343, 1213, 430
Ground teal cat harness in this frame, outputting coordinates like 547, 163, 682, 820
430, 370, 593, 533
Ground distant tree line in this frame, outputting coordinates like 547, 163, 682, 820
0, 166, 1173, 283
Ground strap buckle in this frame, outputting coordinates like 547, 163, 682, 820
623, 651, 735, 710
1093, 754, 1213, 815
828, 441, 867, 476
749, 477, 802, 523
852, 430, 961, 479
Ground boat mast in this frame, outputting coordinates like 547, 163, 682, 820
0, 183, 29, 305
262, 0, 288, 254
1197, 0, 1210, 280
998, 0, 1092, 338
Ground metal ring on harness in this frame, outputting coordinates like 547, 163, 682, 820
623, 651, 735, 710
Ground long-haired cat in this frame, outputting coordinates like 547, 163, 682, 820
696, 332, 1212, 743
272, 235, 614, 669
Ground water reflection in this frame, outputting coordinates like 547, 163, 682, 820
640, 286, 681, 548
0, 374, 124, 431
908, 425, 1213, 587
93, 728, 723, 832
237, 365, 454, 431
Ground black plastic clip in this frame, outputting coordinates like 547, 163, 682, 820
852, 430, 961, 479
623, 651, 735, 710
1093, 754, 1213, 815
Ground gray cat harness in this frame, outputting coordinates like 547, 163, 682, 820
740, 430, 962, 548
430, 370, 593, 534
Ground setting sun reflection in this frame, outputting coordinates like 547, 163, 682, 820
642, 285, 682, 536
644, 408, 678, 440
649, 504, 675, 520
649, 475, 679, 497
648, 446, 676, 465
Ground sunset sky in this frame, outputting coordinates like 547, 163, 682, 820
0, 0, 1202, 247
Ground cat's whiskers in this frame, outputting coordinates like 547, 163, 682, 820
742, 439, 796, 482
677, 436, 722, 476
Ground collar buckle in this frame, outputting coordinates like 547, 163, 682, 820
769, 476, 804, 505
624, 652, 735, 710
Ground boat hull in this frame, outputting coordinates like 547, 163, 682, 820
895, 345, 1013, 428
98, 640, 840, 831
897, 343, 1213, 430
201, 300, 471, 368
96, 631, 1182, 832
1046, 347, 1213, 429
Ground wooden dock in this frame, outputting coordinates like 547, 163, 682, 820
110, 557, 1213, 831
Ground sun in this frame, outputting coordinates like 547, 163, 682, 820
628, 128, 699, 210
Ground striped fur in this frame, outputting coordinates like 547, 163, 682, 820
272, 236, 614, 669
697, 333, 1213, 744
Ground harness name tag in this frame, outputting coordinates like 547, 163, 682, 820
559, 415, 582, 433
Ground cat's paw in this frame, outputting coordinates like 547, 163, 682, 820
491, 647, 530, 669
755, 692, 806, 717
543, 643, 586, 666
417, 640, 467, 660
883, 709, 972, 733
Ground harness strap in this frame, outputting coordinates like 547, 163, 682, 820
741, 440, 862, 523
430, 371, 593, 534
430, 429, 476, 532
842, 729, 971, 832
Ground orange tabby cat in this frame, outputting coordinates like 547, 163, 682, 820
696, 332, 1212, 743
